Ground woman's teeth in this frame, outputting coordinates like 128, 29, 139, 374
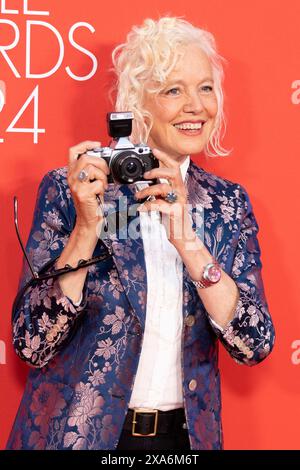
174, 122, 203, 130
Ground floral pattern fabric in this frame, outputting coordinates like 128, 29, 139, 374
7, 161, 275, 450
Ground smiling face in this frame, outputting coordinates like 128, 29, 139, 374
143, 44, 218, 163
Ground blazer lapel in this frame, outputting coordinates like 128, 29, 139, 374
182, 161, 210, 317
101, 184, 147, 330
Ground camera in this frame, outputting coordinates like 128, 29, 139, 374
86, 112, 159, 184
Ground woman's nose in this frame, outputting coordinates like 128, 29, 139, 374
183, 92, 204, 113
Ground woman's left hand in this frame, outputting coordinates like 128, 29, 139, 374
135, 148, 194, 248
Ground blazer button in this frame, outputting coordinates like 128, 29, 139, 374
188, 379, 197, 392
185, 315, 195, 327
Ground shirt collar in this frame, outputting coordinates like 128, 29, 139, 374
180, 155, 190, 181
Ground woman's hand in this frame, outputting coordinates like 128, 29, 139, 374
68, 141, 110, 231
135, 148, 195, 248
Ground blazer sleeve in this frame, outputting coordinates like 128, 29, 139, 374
208, 184, 275, 366
12, 170, 88, 369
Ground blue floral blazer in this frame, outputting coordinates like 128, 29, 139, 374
7, 161, 275, 450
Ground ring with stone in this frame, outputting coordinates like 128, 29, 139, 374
164, 190, 178, 204
78, 169, 89, 182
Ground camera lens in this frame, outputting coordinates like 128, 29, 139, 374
126, 161, 138, 174
111, 151, 144, 183
121, 155, 143, 182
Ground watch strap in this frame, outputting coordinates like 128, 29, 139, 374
191, 278, 212, 289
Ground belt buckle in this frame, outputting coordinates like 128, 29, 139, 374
132, 408, 158, 437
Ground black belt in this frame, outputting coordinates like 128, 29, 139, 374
123, 408, 186, 437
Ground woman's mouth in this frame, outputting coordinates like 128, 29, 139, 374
173, 121, 205, 136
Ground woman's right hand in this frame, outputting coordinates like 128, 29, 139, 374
68, 141, 110, 231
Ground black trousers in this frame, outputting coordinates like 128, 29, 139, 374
116, 408, 191, 451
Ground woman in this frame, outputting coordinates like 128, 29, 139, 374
7, 17, 275, 450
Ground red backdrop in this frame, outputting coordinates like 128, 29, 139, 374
1, 0, 300, 450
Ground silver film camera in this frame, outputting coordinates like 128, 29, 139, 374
87, 112, 159, 184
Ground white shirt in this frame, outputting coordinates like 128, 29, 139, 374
129, 156, 190, 411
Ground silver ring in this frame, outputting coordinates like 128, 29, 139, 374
78, 169, 89, 182
165, 190, 178, 203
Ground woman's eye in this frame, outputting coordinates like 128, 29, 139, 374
166, 88, 180, 96
201, 85, 213, 93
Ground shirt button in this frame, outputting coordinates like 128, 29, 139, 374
188, 379, 197, 392
185, 315, 195, 327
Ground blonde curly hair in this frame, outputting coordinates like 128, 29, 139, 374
112, 17, 230, 157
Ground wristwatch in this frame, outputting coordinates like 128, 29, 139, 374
191, 261, 222, 288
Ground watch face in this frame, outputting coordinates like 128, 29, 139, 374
206, 264, 221, 283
